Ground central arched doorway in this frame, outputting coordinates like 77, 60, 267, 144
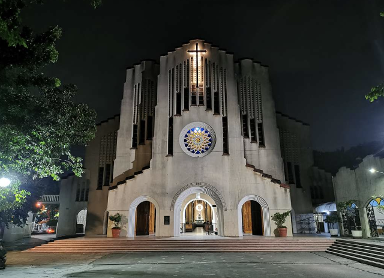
181, 194, 217, 235
241, 201, 263, 235
172, 183, 226, 237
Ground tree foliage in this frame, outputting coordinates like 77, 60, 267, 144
109, 213, 122, 229
366, 12, 384, 102
0, 0, 97, 183
271, 210, 291, 228
366, 84, 384, 102
0, 181, 30, 227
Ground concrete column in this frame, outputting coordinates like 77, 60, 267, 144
359, 206, 370, 239
338, 211, 346, 236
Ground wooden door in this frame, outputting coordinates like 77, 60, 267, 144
242, 201, 252, 234
148, 202, 156, 234
136, 201, 150, 235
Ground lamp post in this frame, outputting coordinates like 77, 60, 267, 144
369, 168, 384, 175
0, 178, 10, 188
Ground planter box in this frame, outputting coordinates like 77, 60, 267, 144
112, 228, 121, 238
352, 230, 362, 238
329, 229, 338, 236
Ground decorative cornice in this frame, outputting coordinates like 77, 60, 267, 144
276, 111, 309, 126
96, 114, 120, 126
245, 164, 289, 189
170, 182, 227, 211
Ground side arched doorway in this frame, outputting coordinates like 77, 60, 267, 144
127, 196, 160, 238
238, 195, 271, 237
366, 197, 384, 238
136, 201, 156, 236
76, 209, 87, 234
241, 201, 263, 235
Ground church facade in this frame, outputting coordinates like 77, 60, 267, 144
58, 40, 314, 238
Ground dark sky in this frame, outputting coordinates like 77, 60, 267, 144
24, 0, 384, 151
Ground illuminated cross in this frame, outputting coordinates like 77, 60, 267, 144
188, 43, 206, 89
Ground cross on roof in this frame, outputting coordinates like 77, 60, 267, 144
188, 43, 206, 88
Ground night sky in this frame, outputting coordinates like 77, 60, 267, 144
23, 0, 384, 151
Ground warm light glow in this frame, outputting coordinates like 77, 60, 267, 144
196, 204, 203, 211
369, 168, 377, 173
36, 202, 42, 208
0, 177, 11, 188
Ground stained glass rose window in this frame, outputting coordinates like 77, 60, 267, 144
179, 122, 216, 157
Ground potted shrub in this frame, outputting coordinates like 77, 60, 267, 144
109, 213, 122, 238
348, 208, 362, 238
324, 213, 339, 236
271, 210, 291, 237
337, 200, 362, 238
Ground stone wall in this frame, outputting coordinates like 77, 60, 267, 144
107, 40, 292, 238
312, 166, 335, 205
275, 112, 314, 232
57, 116, 120, 238
333, 155, 384, 238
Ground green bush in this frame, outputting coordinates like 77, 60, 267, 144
109, 213, 122, 229
271, 210, 291, 228
324, 213, 339, 229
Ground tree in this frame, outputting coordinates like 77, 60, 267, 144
366, 84, 384, 102
366, 13, 384, 102
0, 0, 97, 183
0, 181, 30, 227
0, 0, 99, 267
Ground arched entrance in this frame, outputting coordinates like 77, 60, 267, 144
76, 209, 87, 234
172, 183, 226, 237
136, 201, 156, 236
238, 195, 270, 237
340, 202, 360, 236
181, 194, 217, 235
241, 201, 263, 235
127, 196, 160, 238
366, 197, 384, 238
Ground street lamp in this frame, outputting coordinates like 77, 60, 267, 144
369, 168, 384, 175
0, 177, 11, 188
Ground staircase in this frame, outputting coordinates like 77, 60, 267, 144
327, 239, 384, 269
24, 238, 334, 253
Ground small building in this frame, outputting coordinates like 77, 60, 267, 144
56, 115, 120, 238
333, 155, 384, 238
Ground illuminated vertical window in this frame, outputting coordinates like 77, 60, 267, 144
188, 43, 206, 106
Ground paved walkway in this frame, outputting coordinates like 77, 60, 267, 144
3, 251, 384, 277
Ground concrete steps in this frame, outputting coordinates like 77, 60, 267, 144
326, 239, 384, 269
24, 238, 334, 253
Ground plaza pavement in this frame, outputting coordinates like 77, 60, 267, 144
2, 251, 384, 278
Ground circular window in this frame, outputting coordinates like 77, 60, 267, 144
179, 122, 216, 157
196, 204, 203, 211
